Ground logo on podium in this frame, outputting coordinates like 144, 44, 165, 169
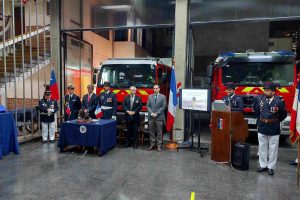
218, 118, 224, 130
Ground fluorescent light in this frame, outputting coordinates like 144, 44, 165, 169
100, 5, 131, 10
248, 55, 272, 59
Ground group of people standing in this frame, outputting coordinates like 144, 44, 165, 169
39, 81, 167, 152
223, 82, 287, 175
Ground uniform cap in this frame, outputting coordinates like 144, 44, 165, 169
67, 84, 75, 89
103, 82, 111, 87
44, 90, 51, 95
263, 82, 276, 91
225, 82, 236, 90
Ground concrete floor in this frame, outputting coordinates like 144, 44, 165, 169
0, 140, 299, 200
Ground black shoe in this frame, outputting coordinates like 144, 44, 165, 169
42, 140, 47, 143
289, 161, 298, 166
50, 140, 55, 143
133, 143, 138, 149
268, 169, 274, 175
257, 167, 268, 172
125, 142, 131, 148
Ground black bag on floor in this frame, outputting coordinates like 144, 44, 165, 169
231, 142, 250, 170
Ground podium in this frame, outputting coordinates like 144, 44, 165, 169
211, 111, 248, 162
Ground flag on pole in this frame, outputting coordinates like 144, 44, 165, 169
65, 103, 71, 116
49, 68, 60, 101
22, 0, 29, 5
290, 81, 300, 144
166, 67, 177, 132
95, 104, 103, 119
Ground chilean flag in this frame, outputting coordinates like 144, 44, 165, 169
95, 104, 103, 119
49, 68, 59, 101
166, 67, 177, 132
290, 81, 300, 144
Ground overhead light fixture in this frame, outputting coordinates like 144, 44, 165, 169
100, 5, 131, 10
249, 55, 272, 59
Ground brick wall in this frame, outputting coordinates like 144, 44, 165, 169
7, 98, 39, 110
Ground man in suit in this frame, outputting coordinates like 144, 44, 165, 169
97, 81, 117, 119
64, 84, 81, 121
122, 86, 142, 149
146, 84, 167, 152
222, 82, 244, 112
38, 90, 59, 143
82, 84, 97, 119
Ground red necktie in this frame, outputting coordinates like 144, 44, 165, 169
88, 94, 90, 103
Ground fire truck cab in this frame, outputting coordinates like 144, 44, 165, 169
93, 58, 172, 122
207, 51, 296, 136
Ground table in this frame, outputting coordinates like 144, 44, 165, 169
0, 112, 20, 159
58, 119, 117, 155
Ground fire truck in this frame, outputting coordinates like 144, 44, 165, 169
93, 58, 172, 122
207, 51, 296, 136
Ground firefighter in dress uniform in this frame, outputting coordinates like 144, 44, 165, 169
253, 82, 287, 175
38, 90, 59, 143
222, 82, 244, 112
64, 84, 82, 121
97, 82, 117, 120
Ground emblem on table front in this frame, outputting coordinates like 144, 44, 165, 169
80, 125, 87, 133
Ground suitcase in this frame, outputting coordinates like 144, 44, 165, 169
231, 142, 250, 170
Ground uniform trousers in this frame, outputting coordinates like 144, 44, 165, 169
258, 132, 280, 169
41, 122, 55, 141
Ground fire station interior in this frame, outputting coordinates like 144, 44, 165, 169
191, 19, 300, 145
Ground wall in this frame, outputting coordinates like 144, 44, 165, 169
25, 0, 50, 28
83, 31, 112, 67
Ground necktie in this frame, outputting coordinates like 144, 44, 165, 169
155, 94, 157, 103
267, 99, 270, 105
88, 94, 91, 103
130, 96, 134, 110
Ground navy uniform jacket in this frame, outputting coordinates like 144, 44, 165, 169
97, 91, 117, 119
38, 99, 58, 123
64, 94, 81, 121
222, 94, 244, 112
253, 95, 287, 136
122, 95, 142, 122
82, 93, 98, 119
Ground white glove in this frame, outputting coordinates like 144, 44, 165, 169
49, 109, 55, 113
111, 116, 117, 120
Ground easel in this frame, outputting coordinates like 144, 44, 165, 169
177, 110, 209, 157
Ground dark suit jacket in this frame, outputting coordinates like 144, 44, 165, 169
122, 95, 142, 121
222, 94, 244, 112
64, 93, 81, 120
38, 99, 59, 123
82, 93, 97, 118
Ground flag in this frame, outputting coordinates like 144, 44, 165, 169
290, 81, 300, 144
95, 104, 103, 119
166, 67, 177, 132
49, 68, 59, 101
22, 0, 29, 5
65, 103, 71, 116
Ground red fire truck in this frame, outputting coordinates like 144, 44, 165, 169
207, 51, 296, 136
93, 58, 172, 121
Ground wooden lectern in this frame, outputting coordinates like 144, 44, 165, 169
211, 111, 249, 162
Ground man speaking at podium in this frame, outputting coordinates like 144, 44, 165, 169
253, 82, 287, 175
222, 83, 244, 112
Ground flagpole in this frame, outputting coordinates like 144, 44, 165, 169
297, 140, 300, 188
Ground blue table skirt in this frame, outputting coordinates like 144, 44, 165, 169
0, 112, 20, 159
58, 119, 117, 155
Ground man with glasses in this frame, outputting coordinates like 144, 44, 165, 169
122, 86, 142, 148
146, 85, 167, 152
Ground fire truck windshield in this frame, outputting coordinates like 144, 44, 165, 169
98, 64, 156, 88
222, 62, 294, 86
